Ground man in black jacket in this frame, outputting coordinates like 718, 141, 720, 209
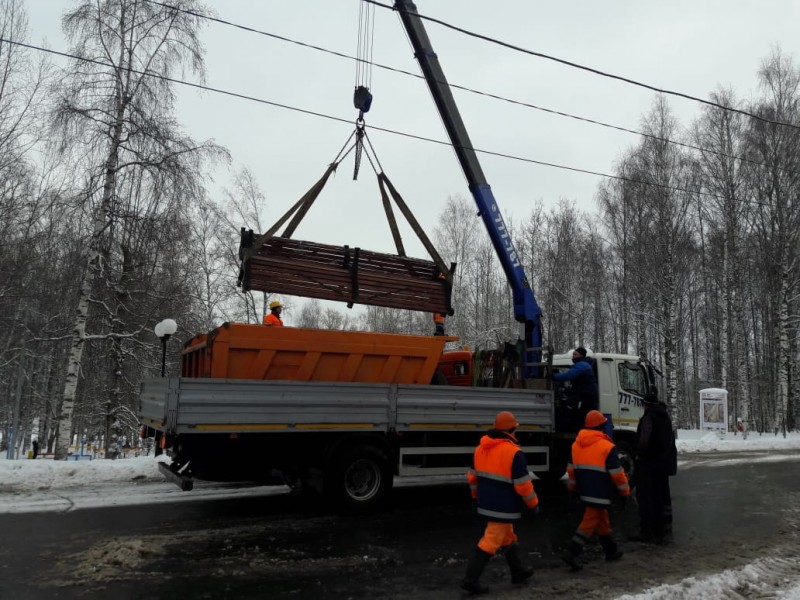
631, 398, 677, 543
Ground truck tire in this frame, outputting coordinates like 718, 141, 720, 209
325, 444, 393, 513
534, 439, 569, 482
534, 468, 566, 483
615, 440, 635, 480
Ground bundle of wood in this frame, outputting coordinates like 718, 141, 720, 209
239, 233, 453, 315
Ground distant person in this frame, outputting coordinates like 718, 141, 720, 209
561, 410, 629, 570
736, 417, 748, 441
32, 439, 39, 459
461, 411, 539, 594
553, 347, 599, 427
263, 300, 284, 326
433, 312, 446, 336
630, 397, 677, 544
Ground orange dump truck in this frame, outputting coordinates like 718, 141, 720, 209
180, 323, 453, 385
139, 322, 554, 510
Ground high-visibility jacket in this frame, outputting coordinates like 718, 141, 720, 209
467, 430, 538, 522
567, 428, 629, 507
263, 313, 283, 326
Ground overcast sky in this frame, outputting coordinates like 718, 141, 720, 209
24, 1, 800, 258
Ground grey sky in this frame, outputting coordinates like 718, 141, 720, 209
24, 1, 800, 258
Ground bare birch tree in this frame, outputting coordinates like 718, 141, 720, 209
215, 166, 276, 323
606, 97, 696, 422
693, 88, 752, 426
745, 49, 800, 436
51, 0, 219, 459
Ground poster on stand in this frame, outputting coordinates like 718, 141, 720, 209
699, 388, 728, 430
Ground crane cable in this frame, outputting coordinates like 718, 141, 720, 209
353, 0, 376, 179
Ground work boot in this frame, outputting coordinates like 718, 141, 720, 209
460, 547, 492, 595
561, 540, 583, 571
599, 535, 623, 561
503, 543, 534, 584
627, 524, 661, 544
662, 523, 674, 543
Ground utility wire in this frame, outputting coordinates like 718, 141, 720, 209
372, 0, 800, 134
0, 38, 747, 204
142, 0, 798, 180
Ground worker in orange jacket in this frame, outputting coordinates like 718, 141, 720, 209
461, 411, 539, 595
562, 409, 630, 570
263, 300, 284, 326
433, 312, 445, 336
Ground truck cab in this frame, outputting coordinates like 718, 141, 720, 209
552, 352, 655, 471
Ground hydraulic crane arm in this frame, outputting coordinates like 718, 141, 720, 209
394, 0, 544, 376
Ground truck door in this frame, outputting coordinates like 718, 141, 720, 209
616, 360, 648, 431
597, 357, 618, 424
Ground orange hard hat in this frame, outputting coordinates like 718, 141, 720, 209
494, 411, 519, 431
585, 410, 607, 428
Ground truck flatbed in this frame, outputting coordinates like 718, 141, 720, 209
140, 377, 553, 434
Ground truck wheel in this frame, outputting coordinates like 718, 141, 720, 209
534, 468, 566, 483
615, 440, 635, 479
325, 444, 392, 512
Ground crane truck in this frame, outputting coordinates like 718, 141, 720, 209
138, 0, 658, 511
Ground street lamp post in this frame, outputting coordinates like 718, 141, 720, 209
154, 319, 178, 377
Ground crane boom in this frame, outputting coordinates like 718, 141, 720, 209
394, 0, 544, 376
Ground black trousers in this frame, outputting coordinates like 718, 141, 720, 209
635, 461, 668, 538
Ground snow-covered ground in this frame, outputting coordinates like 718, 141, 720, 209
2, 429, 799, 599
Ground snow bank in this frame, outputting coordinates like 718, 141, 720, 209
675, 428, 800, 453
616, 555, 800, 600
0, 455, 169, 491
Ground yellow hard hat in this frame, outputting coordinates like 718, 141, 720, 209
269, 300, 283, 310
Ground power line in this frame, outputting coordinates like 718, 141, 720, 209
0, 38, 742, 204
142, 1, 796, 181
373, 0, 800, 134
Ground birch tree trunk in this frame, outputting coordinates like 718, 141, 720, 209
776, 270, 790, 436
55, 98, 126, 459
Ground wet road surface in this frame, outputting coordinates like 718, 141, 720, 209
1, 450, 799, 599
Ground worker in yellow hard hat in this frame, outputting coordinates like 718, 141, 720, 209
263, 300, 284, 327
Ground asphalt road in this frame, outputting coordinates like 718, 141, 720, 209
2, 451, 799, 600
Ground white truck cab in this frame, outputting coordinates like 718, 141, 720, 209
551, 352, 655, 471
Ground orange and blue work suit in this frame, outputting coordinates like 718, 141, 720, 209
263, 313, 283, 326
566, 428, 630, 547
467, 430, 539, 554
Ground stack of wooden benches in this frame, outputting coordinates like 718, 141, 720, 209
239, 232, 453, 315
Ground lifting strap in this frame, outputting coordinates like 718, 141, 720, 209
240, 126, 453, 287
377, 172, 452, 285
241, 130, 357, 264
